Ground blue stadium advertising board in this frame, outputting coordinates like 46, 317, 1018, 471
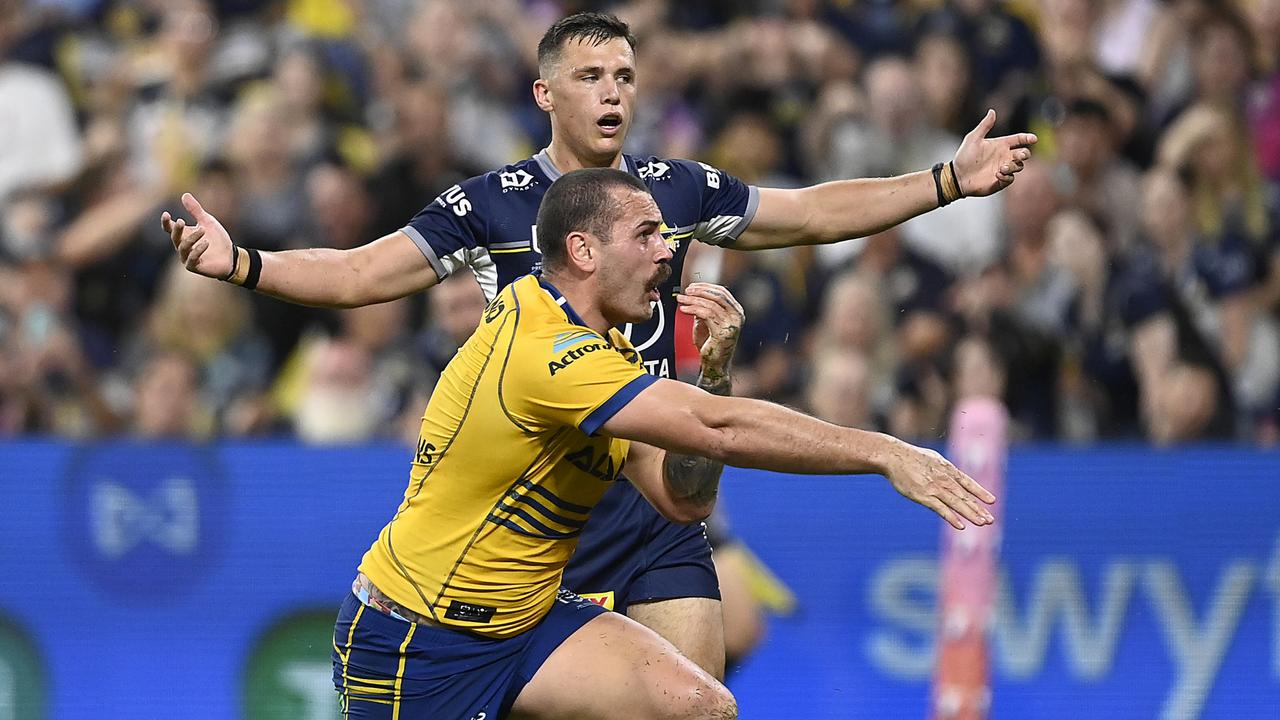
0, 441, 1275, 718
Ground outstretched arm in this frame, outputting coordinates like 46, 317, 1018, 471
626, 283, 743, 523
161, 193, 440, 308
735, 110, 1037, 250
605, 379, 996, 531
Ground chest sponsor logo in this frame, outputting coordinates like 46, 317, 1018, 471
499, 169, 535, 191
638, 160, 671, 180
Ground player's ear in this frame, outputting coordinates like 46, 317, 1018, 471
566, 231, 595, 272
533, 78, 553, 113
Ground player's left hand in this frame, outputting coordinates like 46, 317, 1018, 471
882, 440, 996, 530
952, 109, 1038, 197
676, 282, 744, 374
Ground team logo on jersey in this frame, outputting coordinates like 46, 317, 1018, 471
484, 297, 506, 323
658, 222, 692, 252
499, 169, 536, 191
638, 160, 671, 180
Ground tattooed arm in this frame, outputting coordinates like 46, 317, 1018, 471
626, 283, 743, 523
662, 283, 742, 508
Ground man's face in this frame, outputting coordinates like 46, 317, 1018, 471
595, 189, 672, 325
542, 37, 637, 163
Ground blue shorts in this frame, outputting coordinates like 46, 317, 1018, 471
562, 479, 720, 612
331, 588, 607, 719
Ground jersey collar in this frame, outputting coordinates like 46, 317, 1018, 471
535, 275, 592, 329
533, 148, 633, 181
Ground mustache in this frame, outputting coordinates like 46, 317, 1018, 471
651, 263, 672, 287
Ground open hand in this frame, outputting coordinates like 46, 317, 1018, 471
882, 439, 996, 530
952, 109, 1038, 197
160, 193, 235, 280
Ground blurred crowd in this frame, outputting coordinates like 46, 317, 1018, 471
0, 0, 1278, 446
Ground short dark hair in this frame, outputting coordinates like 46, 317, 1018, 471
536, 168, 649, 271
537, 12, 636, 75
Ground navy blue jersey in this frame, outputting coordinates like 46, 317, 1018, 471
401, 149, 759, 379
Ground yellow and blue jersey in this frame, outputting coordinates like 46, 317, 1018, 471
400, 149, 759, 380
358, 274, 655, 638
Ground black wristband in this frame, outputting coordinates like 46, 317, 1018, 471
949, 160, 965, 199
243, 247, 263, 290
224, 242, 241, 282
931, 162, 950, 208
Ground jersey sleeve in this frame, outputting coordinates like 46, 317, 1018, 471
400, 175, 491, 280
669, 158, 760, 247
506, 327, 655, 436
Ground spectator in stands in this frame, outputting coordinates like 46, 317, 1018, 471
130, 350, 206, 439
4, 0, 1276, 448
1052, 99, 1144, 253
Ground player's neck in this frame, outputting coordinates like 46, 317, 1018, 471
541, 272, 612, 336
544, 139, 623, 174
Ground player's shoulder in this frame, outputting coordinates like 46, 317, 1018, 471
632, 155, 735, 194
435, 157, 543, 211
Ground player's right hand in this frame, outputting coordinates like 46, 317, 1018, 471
676, 282, 744, 374
882, 440, 996, 530
161, 192, 234, 280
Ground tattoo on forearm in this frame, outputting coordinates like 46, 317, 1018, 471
663, 369, 732, 507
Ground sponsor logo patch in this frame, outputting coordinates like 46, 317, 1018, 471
578, 591, 616, 611
499, 169, 535, 191
444, 600, 497, 624
548, 341, 608, 375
